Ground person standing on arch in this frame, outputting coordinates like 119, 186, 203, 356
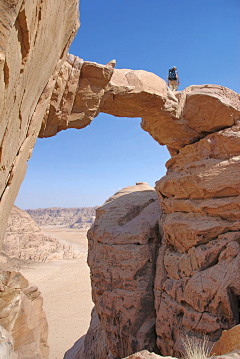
167, 66, 180, 91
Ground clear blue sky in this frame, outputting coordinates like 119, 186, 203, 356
15, 0, 240, 209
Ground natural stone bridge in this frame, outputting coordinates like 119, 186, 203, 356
0, 1, 240, 357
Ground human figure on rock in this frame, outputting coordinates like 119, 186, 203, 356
167, 66, 180, 91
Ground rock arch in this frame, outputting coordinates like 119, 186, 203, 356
0, 2, 240, 357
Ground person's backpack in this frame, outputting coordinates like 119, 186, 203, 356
168, 68, 177, 81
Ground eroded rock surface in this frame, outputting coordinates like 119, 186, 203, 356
2, 206, 83, 261
40, 59, 240, 157
87, 183, 161, 358
154, 123, 240, 355
0, 0, 80, 244
211, 325, 240, 355
0, 271, 49, 358
0, 9, 240, 356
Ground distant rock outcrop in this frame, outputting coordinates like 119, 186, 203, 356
26, 207, 97, 229
2, 206, 83, 262
0, 271, 49, 358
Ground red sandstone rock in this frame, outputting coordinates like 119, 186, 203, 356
87, 183, 161, 358
211, 325, 240, 355
0, 12, 240, 356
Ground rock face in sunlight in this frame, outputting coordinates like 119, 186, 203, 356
0, 271, 49, 358
2, 206, 83, 261
0, 0, 80, 245
0, 5, 240, 356
87, 183, 161, 358
39, 58, 240, 157
154, 123, 240, 355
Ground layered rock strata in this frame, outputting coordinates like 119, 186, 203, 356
87, 183, 161, 358
155, 123, 240, 355
26, 206, 97, 228
0, 270, 49, 358
3, 205, 83, 261
0, 17, 240, 357
0, 0, 80, 244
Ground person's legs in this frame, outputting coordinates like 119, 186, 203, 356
173, 82, 178, 91
170, 80, 178, 91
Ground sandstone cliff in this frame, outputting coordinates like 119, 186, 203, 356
2, 205, 83, 261
0, 4, 240, 356
0, 0, 80, 244
26, 206, 97, 228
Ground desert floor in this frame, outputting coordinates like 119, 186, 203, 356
20, 227, 94, 359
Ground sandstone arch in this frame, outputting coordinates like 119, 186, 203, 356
0, 2, 240, 357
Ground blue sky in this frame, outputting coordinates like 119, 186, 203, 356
15, 0, 240, 209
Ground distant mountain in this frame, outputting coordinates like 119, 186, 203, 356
26, 207, 97, 228
3, 206, 83, 262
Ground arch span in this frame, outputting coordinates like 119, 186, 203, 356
0, 50, 240, 358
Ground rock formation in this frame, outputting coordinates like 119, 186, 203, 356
0, 0, 80, 244
0, 3, 240, 357
26, 206, 97, 228
2, 205, 83, 261
211, 325, 240, 355
87, 183, 161, 357
154, 123, 240, 354
0, 270, 49, 358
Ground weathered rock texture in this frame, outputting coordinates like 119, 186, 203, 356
154, 124, 240, 355
0, 271, 49, 358
2, 205, 83, 261
0, 0, 80, 244
26, 206, 97, 229
0, 12, 240, 356
211, 325, 240, 355
87, 183, 161, 358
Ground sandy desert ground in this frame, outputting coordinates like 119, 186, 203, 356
20, 227, 94, 359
